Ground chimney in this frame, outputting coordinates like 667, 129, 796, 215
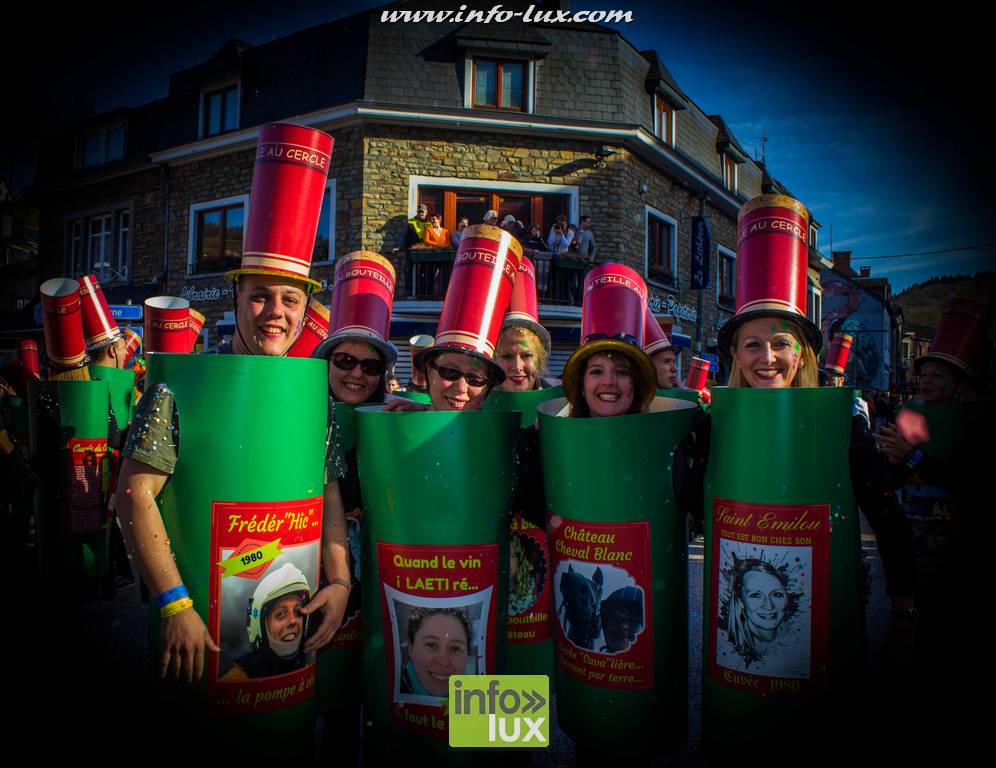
832, 250, 854, 276
859, 266, 871, 278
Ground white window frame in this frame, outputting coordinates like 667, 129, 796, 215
809, 223, 819, 252
187, 194, 249, 277
65, 204, 133, 283
78, 124, 126, 169
312, 180, 337, 265
463, 56, 536, 114
652, 96, 676, 147
198, 80, 241, 140
644, 205, 678, 291
807, 282, 822, 328
407, 176, 579, 222
717, 244, 736, 304
721, 154, 738, 194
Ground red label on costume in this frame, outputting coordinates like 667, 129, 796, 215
66, 438, 109, 534
377, 541, 499, 740
708, 498, 830, 695
207, 497, 323, 715
507, 515, 552, 645
548, 518, 654, 691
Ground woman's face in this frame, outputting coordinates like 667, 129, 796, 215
427, 352, 489, 411
497, 332, 540, 391
582, 353, 635, 417
430, 215, 442, 228
329, 340, 383, 405
917, 361, 959, 403
732, 317, 805, 388
265, 594, 304, 654
409, 614, 469, 696
741, 570, 787, 632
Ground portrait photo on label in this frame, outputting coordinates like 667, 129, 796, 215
554, 560, 645, 655
509, 528, 547, 617
216, 548, 319, 682
385, 585, 491, 705
715, 539, 811, 678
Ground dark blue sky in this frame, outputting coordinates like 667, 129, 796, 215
8, 0, 993, 292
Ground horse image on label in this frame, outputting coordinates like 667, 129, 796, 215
558, 564, 603, 649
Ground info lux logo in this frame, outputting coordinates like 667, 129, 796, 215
448, 675, 549, 748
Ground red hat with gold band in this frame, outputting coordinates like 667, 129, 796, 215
643, 309, 674, 357
186, 309, 205, 353
502, 255, 551, 354
288, 296, 331, 358
562, 263, 657, 412
144, 296, 191, 353
685, 356, 711, 391
414, 224, 522, 385
824, 332, 854, 375
313, 251, 398, 366
718, 194, 822, 359
78, 274, 123, 352
18, 340, 41, 379
40, 277, 89, 370
914, 295, 993, 374
121, 328, 142, 366
225, 123, 333, 293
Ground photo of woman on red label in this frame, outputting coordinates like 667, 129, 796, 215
709, 499, 829, 695
376, 541, 498, 738
207, 498, 323, 714
550, 518, 654, 690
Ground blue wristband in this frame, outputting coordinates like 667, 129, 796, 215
157, 584, 189, 608
904, 449, 923, 469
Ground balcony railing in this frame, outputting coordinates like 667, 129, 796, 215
401, 247, 592, 306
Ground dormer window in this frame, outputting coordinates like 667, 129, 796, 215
722, 154, 738, 194
472, 59, 525, 111
79, 125, 125, 169
655, 97, 675, 147
201, 83, 239, 138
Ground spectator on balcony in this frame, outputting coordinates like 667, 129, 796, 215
422, 213, 450, 248
483, 209, 499, 226
575, 215, 598, 262
524, 223, 547, 254
567, 224, 580, 253
547, 220, 571, 254
393, 203, 430, 255
451, 218, 469, 249
501, 214, 527, 247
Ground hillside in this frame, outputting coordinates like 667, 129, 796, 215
893, 271, 996, 342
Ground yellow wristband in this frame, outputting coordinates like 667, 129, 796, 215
330, 578, 351, 591
160, 596, 194, 618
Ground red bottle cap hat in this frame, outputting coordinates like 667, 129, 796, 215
502, 256, 551, 354
121, 328, 142, 366
824, 333, 853, 375
78, 274, 123, 351
40, 277, 89, 369
17, 340, 41, 378
718, 194, 822, 359
643, 308, 674, 357
414, 225, 522, 384
144, 296, 191, 353
288, 296, 331, 359
684, 356, 711, 391
562, 263, 657, 412
915, 295, 993, 374
313, 251, 398, 365
225, 123, 334, 293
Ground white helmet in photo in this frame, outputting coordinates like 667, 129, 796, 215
246, 562, 312, 652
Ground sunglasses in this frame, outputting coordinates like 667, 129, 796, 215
331, 352, 385, 376
430, 363, 490, 389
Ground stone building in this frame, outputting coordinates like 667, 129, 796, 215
32, 2, 827, 379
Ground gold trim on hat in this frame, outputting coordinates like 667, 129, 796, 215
336, 251, 398, 280
461, 224, 524, 260
737, 298, 803, 317
739, 194, 810, 223
435, 330, 496, 358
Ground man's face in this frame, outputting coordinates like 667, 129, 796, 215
652, 349, 678, 389
417, 206, 428, 220
234, 275, 308, 357
580, 218, 591, 230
